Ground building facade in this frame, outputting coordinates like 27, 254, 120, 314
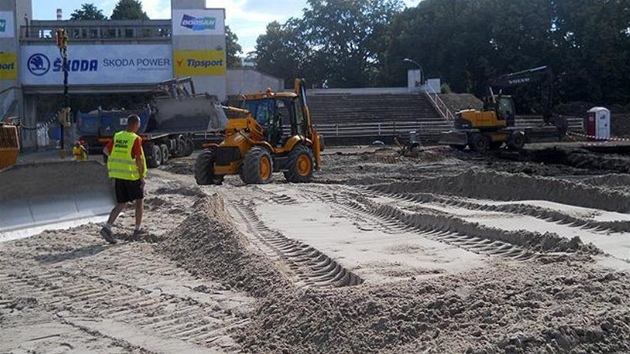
0, 0, 228, 149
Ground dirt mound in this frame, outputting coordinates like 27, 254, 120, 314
498, 148, 630, 174
582, 173, 630, 188
370, 190, 630, 234
371, 169, 630, 213
160, 196, 291, 297
369, 202, 600, 255
236, 264, 630, 354
439, 93, 483, 112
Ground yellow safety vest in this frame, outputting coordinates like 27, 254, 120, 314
107, 131, 147, 180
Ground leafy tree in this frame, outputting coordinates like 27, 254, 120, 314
70, 3, 107, 20
110, 0, 149, 20
381, 0, 630, 106
226, 26, 243, 69
254, 20, 311, 87
254, 0, 403, 88
301, 0, 404, 87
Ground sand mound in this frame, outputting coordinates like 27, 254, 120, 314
236, 264, 630, 354
439, 93, 483, 112
371, 169, 630, 213
160, 196, 291, 297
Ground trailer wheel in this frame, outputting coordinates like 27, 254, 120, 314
148, 145, 162, 168
160, 144, 169, 163
470, 134, 489, 152
182, 138, 194, 157
508, 132, 526, 150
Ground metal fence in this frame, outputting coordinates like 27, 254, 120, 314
20, 20, 172, 42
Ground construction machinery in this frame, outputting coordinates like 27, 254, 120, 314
82, 77, 228, 167
195, 78, 322, 185
439, 66, 566, 151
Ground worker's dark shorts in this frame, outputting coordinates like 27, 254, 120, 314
114, 178, 144, 204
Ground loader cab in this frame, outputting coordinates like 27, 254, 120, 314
242, 94, 306, 146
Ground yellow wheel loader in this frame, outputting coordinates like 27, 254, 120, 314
195, 79, 322, 185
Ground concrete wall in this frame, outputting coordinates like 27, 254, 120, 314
226, 69, 283, 95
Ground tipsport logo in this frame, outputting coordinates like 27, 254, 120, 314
0, 19, 6, 33
180, 14, 216, 31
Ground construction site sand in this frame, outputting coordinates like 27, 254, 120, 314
2, 148, 630, 353
160, 194, 630, 354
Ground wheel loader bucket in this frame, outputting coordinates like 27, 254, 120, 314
0, 160, 115, 240
438, 130, 469, 146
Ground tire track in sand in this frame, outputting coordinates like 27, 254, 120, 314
0, 241, 251, 353
229, 201, 364, 288
365, 185, 630, 234
293, 185, 596, 260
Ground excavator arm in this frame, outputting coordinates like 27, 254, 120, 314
489, 66, 554, 123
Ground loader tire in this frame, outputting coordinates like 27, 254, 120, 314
284, 145, 314, 183
507, 132, 525, 150
148, 145, 162, 168
240, 147, 273, 184
470, 134, 489, 152
160, 144, 169, 163
195, 149, 217, 185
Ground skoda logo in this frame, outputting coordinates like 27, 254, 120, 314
27, 53, 50, 76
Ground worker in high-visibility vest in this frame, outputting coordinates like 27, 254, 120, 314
100, 114, 147, 244
72, 140, 88, 161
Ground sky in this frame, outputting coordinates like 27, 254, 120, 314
32, 0, 422, 54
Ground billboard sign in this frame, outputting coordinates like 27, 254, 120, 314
0, 53, 18, 80
172, 9, 225, 36
173, 50, 226, 76
0, 11, 15, 38
20, 44, 173, 85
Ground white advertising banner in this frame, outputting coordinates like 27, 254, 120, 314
0, 11, 15, 38
172, 9, 225, 36
20, 44, 173, 85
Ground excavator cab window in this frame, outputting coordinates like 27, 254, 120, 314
497, 96, 516, 125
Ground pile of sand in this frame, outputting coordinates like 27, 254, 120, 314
159, 195, 630, 354
371, 169, 630, 213
439, 93, 483, 113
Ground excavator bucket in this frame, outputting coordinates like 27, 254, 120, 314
0, 160, 115, 240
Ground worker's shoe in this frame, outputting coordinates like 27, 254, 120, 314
132, 228, 149, 241
100, 227, 117, 244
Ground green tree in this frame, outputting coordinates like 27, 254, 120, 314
301, 0, 404, 87
254, 0, 403, 87
70, 3, 107, 20
254, 20, 311, 87
110, 0, 149, 20
226, 26, 243, 69
380, 0, 630, 105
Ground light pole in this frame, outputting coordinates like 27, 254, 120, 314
403, 58, 423, 86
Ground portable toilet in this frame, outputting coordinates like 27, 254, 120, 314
585, 107, 610, 140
